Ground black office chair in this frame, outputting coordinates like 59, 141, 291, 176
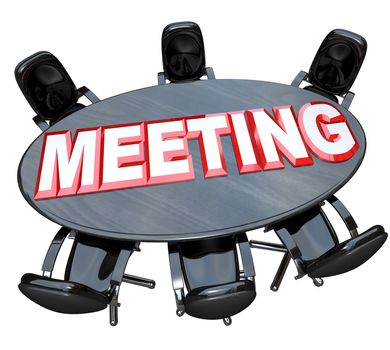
158, 21, 215, 85
168, 233, 256, 325
250, 195, 387, 291
291, 29, 367, 109
19, 228, 156, 326
15, 51, 100, 131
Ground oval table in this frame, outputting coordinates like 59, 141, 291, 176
18, 79, 366, 242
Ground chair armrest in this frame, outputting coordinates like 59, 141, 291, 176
157, 72, 166, 85
33, 116, 49, 132
167, 244, 185, 290
111, 242, 139, 285
168, 244, 185, 313
41, 227, 71, 275
237, 233, 255, 278
327, 195, 358, 237
291, 70, 307, 87
205, 67, 215, 80
341, 91, 355, 110
78, 86, 100, 104
273, 225, 302, 259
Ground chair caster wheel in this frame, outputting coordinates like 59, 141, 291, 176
176, 309, 185, 317
312, 277, 324, 287
223, 317, 232, 326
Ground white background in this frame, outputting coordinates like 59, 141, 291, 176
1, 1, 389, 349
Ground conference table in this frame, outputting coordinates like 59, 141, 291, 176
17, 79, 366, 242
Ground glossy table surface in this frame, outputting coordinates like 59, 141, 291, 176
18, 79, 366, 241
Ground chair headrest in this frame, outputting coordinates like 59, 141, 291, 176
308, 29, 367, 96
15, 51, 78, 121
161, 21, 206, 82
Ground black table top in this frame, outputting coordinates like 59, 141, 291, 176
18, 79, 366, 242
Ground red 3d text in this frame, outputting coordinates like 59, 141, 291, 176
35, 102, 359, 200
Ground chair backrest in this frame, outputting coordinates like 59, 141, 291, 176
65, 233, 122, 293
15, 51, 80, 122
179, 236, 239, 291
275, 208, 339, 262
161, 21, 206, 83
307, 29, 367, 96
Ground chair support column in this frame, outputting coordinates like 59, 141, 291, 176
109, 285, 120, 327
250, 240, 292, 291
250, 240, 287, 253
168, 244, 186, 316
270, 252, 291, 291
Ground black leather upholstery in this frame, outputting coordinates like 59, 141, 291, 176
307, 29, 367, 97
64, 233, 124, 293
15, 51, 81, 122
19, 273, 109, 314
162, 21, 206, 82
307, 225, 387, 277
185, 280, 256, 319
171, 234, 256, 320
19, 232, 135, 314
181, 236, 239, 291
274, 207, 387, 279
275, 207, 338, 261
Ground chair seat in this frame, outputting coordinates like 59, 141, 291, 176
19, 273, 109, 314
307, 225, 387, 278
184, 280, 256, 319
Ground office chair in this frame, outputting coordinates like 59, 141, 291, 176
158, 21, 215, 85
291, 29, 367, 109
15, 51, 100, 131
19, 228, 156, 326
168, 233, 256, 325
250, 195, 387, 291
